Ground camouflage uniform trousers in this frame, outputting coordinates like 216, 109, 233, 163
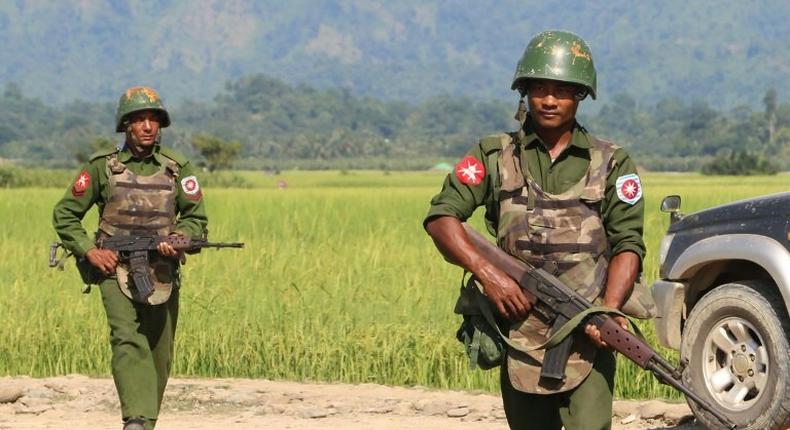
500, 348, 616, 430
99, 278, 179, 430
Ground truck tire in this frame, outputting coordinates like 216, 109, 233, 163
681, 281, 790, 430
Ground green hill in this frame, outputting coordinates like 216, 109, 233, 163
1, 1, 788, 107
2, 75, 788, 172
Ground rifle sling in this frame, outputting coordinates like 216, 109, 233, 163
475, 290, 642, 354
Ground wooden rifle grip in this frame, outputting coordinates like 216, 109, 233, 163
597, 317, 654, 368
166, 235, 191, 249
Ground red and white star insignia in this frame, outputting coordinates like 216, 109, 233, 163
71, 171, 90, 197
455, 156, 486, 185
180, 175, 202, 200
616, 173, 642, 205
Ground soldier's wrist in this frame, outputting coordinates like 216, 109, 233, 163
470, 259, 501, 285
602, 297, 624, 309
79, 245, 98, 259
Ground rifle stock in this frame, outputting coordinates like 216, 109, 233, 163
461, 223, 736, 430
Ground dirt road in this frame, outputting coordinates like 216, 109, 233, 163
0, 375, 705, 429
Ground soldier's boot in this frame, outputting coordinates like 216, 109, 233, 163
122, 417, 145, 430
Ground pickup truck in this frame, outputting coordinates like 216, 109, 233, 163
652, 192, 790, 430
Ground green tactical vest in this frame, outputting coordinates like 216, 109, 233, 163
489, 132, 618, 394
496, 135, 617, 300
98, 153, 180, 305
99, 154, 179, 236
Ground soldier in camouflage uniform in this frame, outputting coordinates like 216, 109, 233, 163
52, 87, 208, 430
424, 31, 646, 430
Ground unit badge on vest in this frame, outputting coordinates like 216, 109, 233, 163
180, 175, 202, 200
71, 171, 91, 197
455, 156, 486, 185
616, 173, 642, 205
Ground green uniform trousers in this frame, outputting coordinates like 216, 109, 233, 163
500, 349, 617, 430
99, 278, 179, 430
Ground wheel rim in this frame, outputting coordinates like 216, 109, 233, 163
701, 317, 769, 411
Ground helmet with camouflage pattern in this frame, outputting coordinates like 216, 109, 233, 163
511, 30, 597, 99
115, 86, 171, 132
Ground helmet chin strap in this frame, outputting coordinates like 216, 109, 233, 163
514, 94, 527, 144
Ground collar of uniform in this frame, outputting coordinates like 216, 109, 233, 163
520, 118, 591, 150
117, 147, 134, 163
117, 144, 162, 164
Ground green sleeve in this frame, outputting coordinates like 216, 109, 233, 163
52, 161, 103, 257
424, 144, 492, 227
173, 160, 209, 238
601, 148, 646, 261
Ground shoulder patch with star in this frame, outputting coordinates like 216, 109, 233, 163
71, 171, 91, 197
455, 156, 486, 185
180, 175, 202, 200
615, 173, 642, 205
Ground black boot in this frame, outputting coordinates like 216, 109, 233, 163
123, 417, 145, 430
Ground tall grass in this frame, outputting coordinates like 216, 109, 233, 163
0, 171, 787, 399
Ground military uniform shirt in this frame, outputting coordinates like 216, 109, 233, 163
53, 145, 208, 257
425, 121, 645, 261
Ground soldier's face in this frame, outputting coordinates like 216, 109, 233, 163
524, 79, 581, 131
126, 110, 161, 148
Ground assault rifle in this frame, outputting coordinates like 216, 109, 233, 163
100, 234, 243, 300
461, 223, 736, 430
50, 235, 243, 301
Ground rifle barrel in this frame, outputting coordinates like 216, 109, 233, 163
646, 361, 736, 429
200, 242, 244, 248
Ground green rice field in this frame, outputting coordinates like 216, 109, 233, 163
0, 170, 787, 399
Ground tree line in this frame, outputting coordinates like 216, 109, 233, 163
0, 77, 787, 173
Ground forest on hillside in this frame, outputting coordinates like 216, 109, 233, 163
1, 1, 788, 108
1, 76, 787, 172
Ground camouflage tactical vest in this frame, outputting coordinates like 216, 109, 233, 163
99, 153, 180, 305
495, 134, 618, 394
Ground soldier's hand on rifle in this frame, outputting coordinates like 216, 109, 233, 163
86, 248, 118, 275
156, 235, 182, 258
587, 252, 639, 348
477, 263, 536, 321
585, 315, 629, 349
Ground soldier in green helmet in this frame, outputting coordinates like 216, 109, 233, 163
53, 86, 208, 430
424, 31, 649, 429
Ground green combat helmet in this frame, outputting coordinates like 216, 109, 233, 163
511, 30, 597, 99
115, 86, 171, 132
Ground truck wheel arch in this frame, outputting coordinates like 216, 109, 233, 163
668, 234, 790, 313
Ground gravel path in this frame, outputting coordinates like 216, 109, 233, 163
0, 375, 705, 429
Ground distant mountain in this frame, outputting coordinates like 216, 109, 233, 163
1, 0, 788, 108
